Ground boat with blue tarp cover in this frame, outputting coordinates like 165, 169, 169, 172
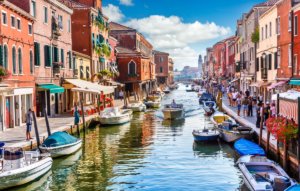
234, 138, 265, 156
285, 185, 300, 191
40, 131, 82, 158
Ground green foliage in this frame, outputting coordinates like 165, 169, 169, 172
94, 43, 111, 57
251, 27, 260, 43
0, 66, 10, 78
97, 69, 112, 80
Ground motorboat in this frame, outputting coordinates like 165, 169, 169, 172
237, 155, 296, 191
210, 112, 236, 127
198, 88, 207, 97
40, 131, 82, 158
163, 87, 171, 94
192, 129, 220, 142
203, 101, 217, 116
162, 103, 185, 120
99, 107, 133, 125
219, 121, 254, 143
0, 147, 53, 190
148, 90, 164, 101
234, 138, 265, 156
199, 93, 215, 104
126, 102, 146, 112
144, 99, 161, 108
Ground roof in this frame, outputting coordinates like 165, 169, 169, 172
153, 50, 169, 55
115, 47, 139, 54
1, 0, 35, 21
58, 0, 89, 9
109, 22, 136, 31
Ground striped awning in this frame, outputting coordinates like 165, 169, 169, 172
279, 99, 298, 124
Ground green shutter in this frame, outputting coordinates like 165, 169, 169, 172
61, 49, 64, 67
49, 45, 52, 66
0, 45, 3, 67
34, 42, 40, 66
37, 43, 40, 66
44, 45, 48, 66
69, 51, 72, 69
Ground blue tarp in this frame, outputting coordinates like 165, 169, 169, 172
285, 185, 300, 191
0, 142, 5, 147
234, 138, 265, 156
42, 132, 77, 147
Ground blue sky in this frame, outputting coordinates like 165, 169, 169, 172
103, 0, 264, 70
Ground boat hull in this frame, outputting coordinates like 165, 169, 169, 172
162, 109, 184, 120
40, 139, 82, 158
100, 114, 132, 125
127, 104, 146, 112
0, 157, 52, 190
192, 131, 219, 142
145, 102, 161, 108
220, 131, 252, 143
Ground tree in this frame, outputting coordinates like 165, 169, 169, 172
251, 27, 260, 43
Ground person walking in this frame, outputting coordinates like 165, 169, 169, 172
25, 109, 33, 141
264, 102, 271, 123
245, 89, 250, 97
248, 96, 253, 117
74, 105, 80, 129
256, 103, 262, 128
232, 90, 238, 107
237, 96, 242, 116
242, 96, 249, 117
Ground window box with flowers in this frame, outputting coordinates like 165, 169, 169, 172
0, 66, 10, 82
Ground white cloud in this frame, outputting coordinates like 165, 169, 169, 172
102, 4, 124, 22
120, 0, 133, 6
124, 15, 231, 69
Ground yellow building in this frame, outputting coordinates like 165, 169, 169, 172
73, 51, 91, 80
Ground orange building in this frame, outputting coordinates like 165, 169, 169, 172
0, 0, 35, 130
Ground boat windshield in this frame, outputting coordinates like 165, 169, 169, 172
3, 147, 24, 160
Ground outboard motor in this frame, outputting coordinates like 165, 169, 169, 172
272, 176, 291, 191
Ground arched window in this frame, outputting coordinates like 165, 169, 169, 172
128, 61, 136, 75
18, 48, 22, 74
30, 50, 33, 74
3, 45, 8, 69
12, 47, 16, 74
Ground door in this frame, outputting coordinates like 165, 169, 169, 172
55, 93, 59, 114
5, 97, 10, 128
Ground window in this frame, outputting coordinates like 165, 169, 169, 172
18, 48, 22, 74
17, 19, 21, 30
128, 61, 136, 75
289, 12, 292, 31
44, 7, 48, 23
44, 45, 52, 67
295, 15, 298, 36
294, 55, 298, 75
28, 24, 32, 35
160, 66, 163, 73
288, 44, 292, 67
278, 48, 281, 68
68, 19, 71, 33
34, 42, 40, 66
160, 57, 164, 62
2, 45, 8, 69
11, 16, 15, 28
269, 22, 272, 37
268, 54, 272, 70
86, 66, 90, 79
53, 47, 59, 62
265, 25, 268, 39
12, 47, 16, 74
261, 27, 264, 40
30, 51, 33, 74
58, 15, 63, 29
256, 57, 259, 72
60, 49, 64, 68
80, 65, 84, 79
274, 52, 278, 69
68, 51, 72, 69
276, 17, 280, 35
30, 0, 36, 17
2, 12, 7, 25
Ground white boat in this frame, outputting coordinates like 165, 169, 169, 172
162, 104, 185, 120
192, 129, 220, 142
99, 107, 133, 125
126, 102, 146, 112
40, 131, 82, 158
0, 147, 53, 190
210, 112, 236, 127
163, 88, 171, 94
219, 121, 253, 143
198, 88, 207, 97
203, 101, 217, 116
144, 99, 161, 108
237, 155, 296, 191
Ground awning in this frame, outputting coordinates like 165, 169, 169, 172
229, 78, 240, 84
38, 84, 65, 93
71, 87, 99, 94
278, 90, 300, 101
267, 81, 288, 90
289, 79, 300, 86
107, 80, 124, 87
65, 79, 114, 94
249, 81, 271, 88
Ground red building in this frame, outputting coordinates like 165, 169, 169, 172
212, 41, 226, 78
0, 0, 35, 130
225, 37, 236, 79
292, 2, 300, 80
153, 50, 170, 85
109, 22, 155, 96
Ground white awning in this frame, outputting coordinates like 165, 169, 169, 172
65, 79, 115, 94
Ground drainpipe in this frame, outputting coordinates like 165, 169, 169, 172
291, 8, 295, 79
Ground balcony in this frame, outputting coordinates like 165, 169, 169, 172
52, 16, 61, 39
53, 62, 63, 75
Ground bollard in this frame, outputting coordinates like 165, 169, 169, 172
70, 125, 73, 135
30, 141, 33, 150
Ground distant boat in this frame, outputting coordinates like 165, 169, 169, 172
99, 107, 133, 125
0, 147, 52, 190
199, 93, 215, 104
144, 98, 161, 108
163, 87, 171, 94
210, 112, 236, 127
237, 155, 296, 191
126, 102, 146, 112
234, 138, 265, 156
203, 101, 217, 116
162, 103, 185, 120
192, 129, 220, 142
219, 122, 253, 143
40, 131, 82, 158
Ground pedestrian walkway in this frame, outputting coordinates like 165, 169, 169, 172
222, 95, 278, 148
0, 100, 124, 148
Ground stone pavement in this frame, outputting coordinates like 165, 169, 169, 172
222, 95, 278, 148
0, 99, 124, 148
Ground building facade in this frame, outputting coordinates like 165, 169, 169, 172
153, 50, 169, 85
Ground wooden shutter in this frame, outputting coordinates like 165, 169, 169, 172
68, 51, 72, 69
0, 45, 3, 67
268, 54, 272, 70
61, 49, 64, 67
274, 52, 278, 69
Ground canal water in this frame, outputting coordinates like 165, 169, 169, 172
14, 84, 248, 191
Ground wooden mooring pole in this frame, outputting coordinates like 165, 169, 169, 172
32, 111, 41, 149
44, 108, 51, 136
259, 106, 263, 146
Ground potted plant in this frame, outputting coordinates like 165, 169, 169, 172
0, 66, 10, 82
